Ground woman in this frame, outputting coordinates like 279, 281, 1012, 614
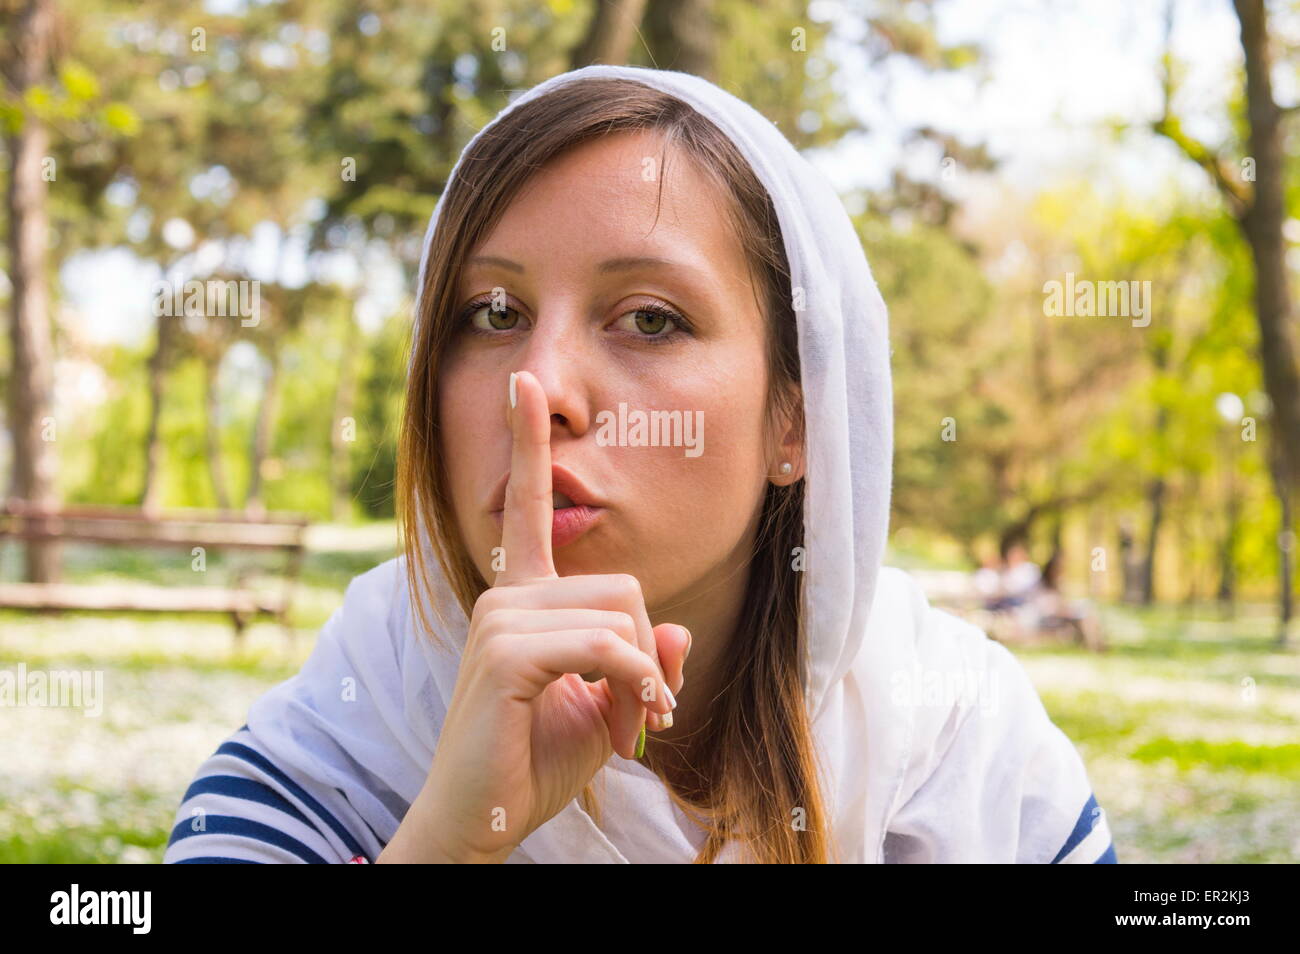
163, 64, 1117, 864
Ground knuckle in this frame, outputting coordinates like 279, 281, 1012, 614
472, 603, 507, 636
588, 628, 619, 657
472, 587, 499, 618
612, 573, 643, 602
477, 634, 514, 672
611, 611, 637, 641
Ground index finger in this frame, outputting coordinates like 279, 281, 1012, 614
495, 370, 556, 585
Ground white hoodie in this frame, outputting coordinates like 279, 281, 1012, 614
163, 64, 1116, 864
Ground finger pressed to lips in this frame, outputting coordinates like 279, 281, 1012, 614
492, 371, 662, 753
494, 371, 556, 588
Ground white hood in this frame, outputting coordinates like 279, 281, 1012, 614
238, 64, 1114, 864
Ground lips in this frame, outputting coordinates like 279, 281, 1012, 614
488, 464, 604, 515
488, 465, 606, 548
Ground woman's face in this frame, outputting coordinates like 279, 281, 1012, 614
438, 129, 792, 614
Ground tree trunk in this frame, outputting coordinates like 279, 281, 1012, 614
1119, 519, 1144, 605
139, 314, 175, 514
245, 349, 281, 516
570, 0, 649, 68
1233, 0, 1300, 495
330, 307, 360, 522
1218, 472, 1238, 615
1141, 477, 1166, 605
1179, 473, 1199, 610
1269, 438, 1294, 647
641, 0, 718, 80
202, 353, 230, 510
4, 0, 60, 582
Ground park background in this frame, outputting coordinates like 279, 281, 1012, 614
1, 0, 1298, 862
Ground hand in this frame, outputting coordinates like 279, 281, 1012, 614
387, 370, 689, 863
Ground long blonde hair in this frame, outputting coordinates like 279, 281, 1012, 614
397, 78, 835, 863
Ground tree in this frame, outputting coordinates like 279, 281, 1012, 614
572, 0, 650, 69
1, 0, 60, 581
640, 0, 715, 79
1153, 0, 1300, 496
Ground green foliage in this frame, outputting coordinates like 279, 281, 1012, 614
1, 0, 1293, 608
65, 347, 151, 506
862, 213, 999, 546
350, 312, 408, 518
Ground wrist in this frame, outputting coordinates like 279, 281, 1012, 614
378, 791, 516, 863
378, 835, 513, 863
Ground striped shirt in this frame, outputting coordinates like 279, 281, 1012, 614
165, 727, 1117, 864
1052, 792, 1119, 863
164, 725, 388, 864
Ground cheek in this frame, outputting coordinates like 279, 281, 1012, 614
598, 387, 766, 610
683, 399, 765, 515
617, 370, 769, 547
437, 367, 502, 541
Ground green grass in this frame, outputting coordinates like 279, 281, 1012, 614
1129, 738, 1300, 773
0, 790, 171, 864
1006, 601, 1300, 863
0, 825, 169, 864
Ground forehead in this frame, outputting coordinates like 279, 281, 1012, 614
476, 129, 743, 267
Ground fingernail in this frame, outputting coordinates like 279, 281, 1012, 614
634, 724, 646, 758
683, 627, 692, 659
663, 683, 677, 710
508, 371, 518, 408
659, 710, 673, 729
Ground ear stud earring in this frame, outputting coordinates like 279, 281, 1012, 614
780, 461, 792, 475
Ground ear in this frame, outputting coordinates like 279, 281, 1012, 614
768, 386, 805, 486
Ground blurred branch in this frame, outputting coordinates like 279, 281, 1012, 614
1150, 116, 1252, 219
1151, 0, 1252, 220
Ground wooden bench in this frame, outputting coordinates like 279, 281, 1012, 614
0, 501, 309, 646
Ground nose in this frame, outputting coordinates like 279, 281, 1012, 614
510, 308, 592, 436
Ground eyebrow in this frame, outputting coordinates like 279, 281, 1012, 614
467, 255, 681, 274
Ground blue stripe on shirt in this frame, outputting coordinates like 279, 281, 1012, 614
174, 857, 262, 864
168, 814, 329, 864
216, 740, 369, 862
180, 774, 318, 832
1094, 841, 1118, 863
1051, 792, 1103, 864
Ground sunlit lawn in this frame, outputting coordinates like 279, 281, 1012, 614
1017, 603, 1299, 863
0, 521, 397, 863
1, 532, 1296, 863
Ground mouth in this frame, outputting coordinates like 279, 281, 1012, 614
490, 497, 604, 548
488, 464, 604, 514
488, 465, 606, 547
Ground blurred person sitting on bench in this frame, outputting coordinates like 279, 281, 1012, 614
984, 539, 1041, 612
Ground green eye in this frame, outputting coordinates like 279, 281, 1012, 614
615, 304, 689, 343
483, 305, 518, 330
464, 301, 520, 333
633, 311, 669, 335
